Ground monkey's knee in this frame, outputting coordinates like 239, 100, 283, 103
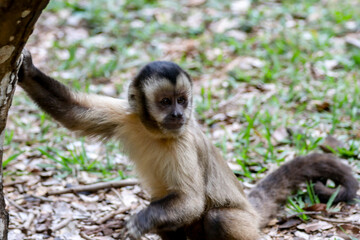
203, 208, 260, 240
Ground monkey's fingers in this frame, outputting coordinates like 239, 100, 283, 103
123, 231, 141, 240
18, 48, 34, 84
124, 220, 142, 240
21, 48, 32, 60
117, 228, 137, 240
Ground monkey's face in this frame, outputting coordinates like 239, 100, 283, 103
128, 61, 193, 137
143, 73, 192, 134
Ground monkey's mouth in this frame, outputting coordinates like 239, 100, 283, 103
162, 120, 184, 130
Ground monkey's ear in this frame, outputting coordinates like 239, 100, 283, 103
128, 83, 139, 112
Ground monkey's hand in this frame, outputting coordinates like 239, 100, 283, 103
124, 215, 143, 240
18, 49, 36, 85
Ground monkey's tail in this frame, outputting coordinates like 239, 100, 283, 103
247, 153, 359, 227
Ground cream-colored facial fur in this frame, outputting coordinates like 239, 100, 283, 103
143, 73, 193, 124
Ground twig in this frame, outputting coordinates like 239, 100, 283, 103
286, 211, 350, 220
52, 216, 73, 231
4, 179, 26, 187
5, 196, 28, 212
47, 179, 139, 195
28, 194, 53, 202
286, 211, 360, 226
314, 215, 360, 225
96, 206, 131, 224
14, 194, 53, 202
285, 211, 322, 219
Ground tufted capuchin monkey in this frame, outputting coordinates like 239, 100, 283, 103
18, 50, 358, 240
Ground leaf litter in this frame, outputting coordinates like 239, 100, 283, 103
5, 0, 360, 239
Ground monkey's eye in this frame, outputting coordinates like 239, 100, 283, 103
177, 96, 186, 105
160, 98, 171, 106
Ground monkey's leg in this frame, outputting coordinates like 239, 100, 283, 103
202, 208, 260, 240
157, 228, 187, 240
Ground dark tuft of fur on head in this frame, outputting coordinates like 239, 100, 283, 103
133, 61, 190, 87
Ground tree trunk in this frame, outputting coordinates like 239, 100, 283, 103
0, 1, 49, 239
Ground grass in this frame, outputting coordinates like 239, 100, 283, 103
4, 0, 360, 223
286, 181, 343, 221
306, 181, 321, 206
287, 196, 310, 221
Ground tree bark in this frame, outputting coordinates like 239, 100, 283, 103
0, 1, 49, 239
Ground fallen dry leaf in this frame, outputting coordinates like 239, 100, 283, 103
230, 0, 251, 13
271, 127, 289, 146
278, 219, 302, 229
320, 135, 345, 153
303, 203, 327, 212
336, 224, 360, 239
185, 0, 206, 7
297, 220, 333, 233
346, 35, 360, 49
312, 100, 331, 112
294, 230, 310, 239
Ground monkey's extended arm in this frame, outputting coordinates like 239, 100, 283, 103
18, 50, 128, 139
18, 51, 205, 239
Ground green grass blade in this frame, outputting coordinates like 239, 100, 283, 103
326, 186, 341, 210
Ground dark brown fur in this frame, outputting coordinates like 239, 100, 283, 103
18, 50, 359, 240
248, 153, 359, 227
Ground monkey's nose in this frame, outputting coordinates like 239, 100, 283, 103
171, 112, 183, 119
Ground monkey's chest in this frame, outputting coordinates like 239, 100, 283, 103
126, 142, 176, 197
126, 137, 200, 199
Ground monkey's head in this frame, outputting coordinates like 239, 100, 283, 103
128, 61, 193, 137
